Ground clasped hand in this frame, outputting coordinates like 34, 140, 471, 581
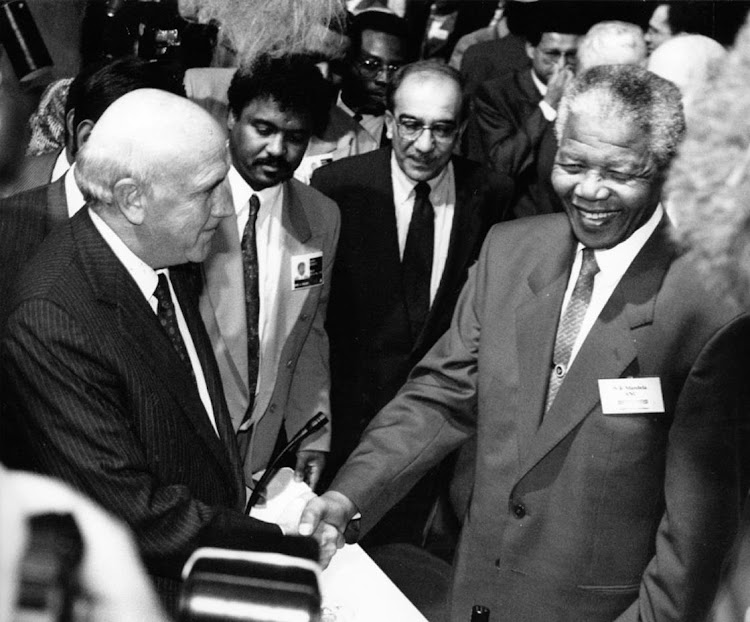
298, 491, 358, 569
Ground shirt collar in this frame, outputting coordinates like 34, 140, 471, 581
64, 164, 85, 218
579, 203, 664, 274
531, 69, 547, 96
88, 207, 159, 303
228, 165, 283, 214
50, 149, 71, 182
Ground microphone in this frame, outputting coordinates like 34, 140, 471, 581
245, 412, 328, 514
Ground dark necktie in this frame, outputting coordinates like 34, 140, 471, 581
545, 247, 600, 413
154, 273, 192, 372
379, 123, 391, 148
240, 194, 261, 428
402, 181, 434, 339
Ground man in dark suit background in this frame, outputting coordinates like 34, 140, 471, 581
0, 90, 306, 609
302, 65, 750, 621
467, 22, 582, 218
312, 60, 513, 545
0, 57, 184, 333
337, 8, 411, 150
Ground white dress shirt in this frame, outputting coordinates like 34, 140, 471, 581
227, 166, 284, 398
337, 94, 386, 144
561, 204, 664, 367
88, 208, 219, 436
391, 152, 456, 304
50, 149, 71, 183
64, 164, 85, 218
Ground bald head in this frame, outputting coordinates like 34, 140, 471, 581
76, 89, 232, 268
648, 35, 725, 104
577, 21, 647, 74
76, 89, 226, 204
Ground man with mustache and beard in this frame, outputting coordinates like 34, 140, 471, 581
200, 54, 340, 494
311, 60, 513, 547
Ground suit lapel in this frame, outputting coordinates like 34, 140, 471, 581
518, 69, 542, 105
514, 231, 576, 464
45, 177, 68, 233
72, 212, 239, 489
517, 219, 675, 480
252, 181, 313, 419
413, 158, 481, 355
201, 215, 250, 411
172, 266, 244, 498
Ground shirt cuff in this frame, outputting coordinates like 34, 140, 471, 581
539, 100, 557, 122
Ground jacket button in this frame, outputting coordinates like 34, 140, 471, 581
495, 559, 501, 569
512, 502, 526, 518
286, 359, 293, 368
300, 314, 309, 321
269, 403, 276, 413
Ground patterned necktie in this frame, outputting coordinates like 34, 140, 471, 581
154, 273, 192, 372
240, 194, 261, 427
402, 181, 434, 339
544, 247, 600, 413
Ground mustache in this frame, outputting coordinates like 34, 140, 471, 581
254, 157, 291, 171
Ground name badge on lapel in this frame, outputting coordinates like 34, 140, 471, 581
291, 252, 323, 290
598, 377, 665, 415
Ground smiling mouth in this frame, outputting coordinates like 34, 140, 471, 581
575, 206, 619, 225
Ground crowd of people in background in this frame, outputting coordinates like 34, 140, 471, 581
1, 1, 750, 621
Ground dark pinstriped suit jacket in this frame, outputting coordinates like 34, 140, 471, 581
1, 209, 280, 604
0, 176, 68, 331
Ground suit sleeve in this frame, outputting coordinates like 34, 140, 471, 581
284, 200, 340, 453
2, 299, 280, 579
615, 315, 750, 622
329, 230, 491, 533
471, 79, 551, 177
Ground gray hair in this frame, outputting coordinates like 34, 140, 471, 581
74, 141, 157, 209
577, 21, 647, 73
556, 64, 685, 173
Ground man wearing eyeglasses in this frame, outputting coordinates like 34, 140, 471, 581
312, 60, 514, 546
337, 8, 410, 150
467, 22, 582, 219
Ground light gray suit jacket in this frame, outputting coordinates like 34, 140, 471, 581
200, 177, 340, 474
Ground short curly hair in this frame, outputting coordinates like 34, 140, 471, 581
227, 53, 333, 136
556, 64, 685, 174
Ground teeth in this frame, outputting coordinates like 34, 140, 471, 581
579, 209, 614, 222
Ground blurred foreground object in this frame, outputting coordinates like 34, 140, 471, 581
0, 467, 169, 622
669, 14, 750, 305
667, 15, 750, 622
178, 0, 346, 66
179, 543, 320, 622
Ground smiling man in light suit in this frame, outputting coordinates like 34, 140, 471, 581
301, 65, 750, 621
200, 54, 339, 491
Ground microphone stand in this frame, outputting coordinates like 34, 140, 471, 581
244, 412, 328, 514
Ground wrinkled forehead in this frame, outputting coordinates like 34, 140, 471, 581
393, 72, 462, 119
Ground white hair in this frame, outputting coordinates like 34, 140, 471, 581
577, 21, 648, 73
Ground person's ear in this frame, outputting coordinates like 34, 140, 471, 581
65, 109, 76, 148
457, 118, 468, 142
227, 109, 237, 132
384, 110, 395, 140
526, 41, 536, 61
112, 179, 146, 225
75, 119, 95, 152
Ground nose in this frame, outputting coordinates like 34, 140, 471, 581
413, 127, 434, 153
574, 170, 610, 201
265, 132, 285, 157
211, 179, 234, 218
